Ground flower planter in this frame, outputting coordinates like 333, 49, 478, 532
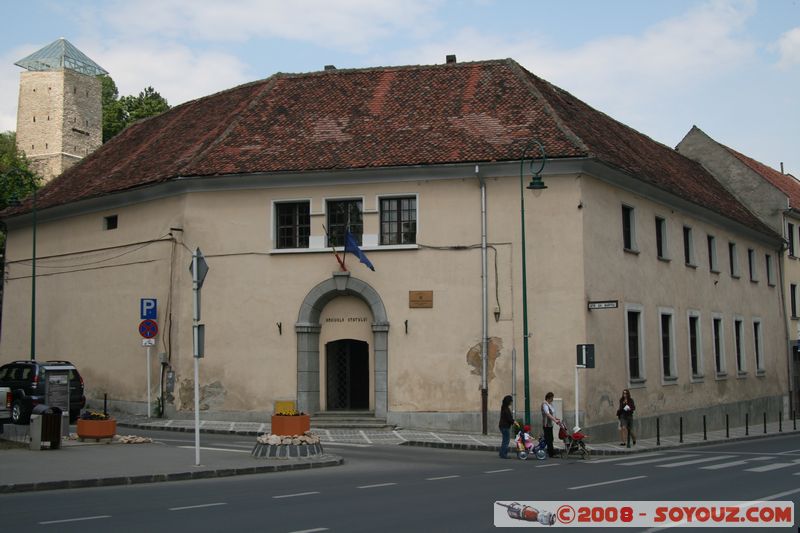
271, 414, 310, 436
76, 418, 117, 440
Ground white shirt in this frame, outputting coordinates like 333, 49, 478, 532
541, 401, 555, 427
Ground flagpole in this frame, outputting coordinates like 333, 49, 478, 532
322, 224, 347, 271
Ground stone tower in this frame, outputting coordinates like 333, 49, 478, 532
15, 38, 107, 182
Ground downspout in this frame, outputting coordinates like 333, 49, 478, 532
477, 164, 489, 434
778, 212, 794, 414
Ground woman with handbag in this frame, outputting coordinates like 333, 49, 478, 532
617, 389, 636, 446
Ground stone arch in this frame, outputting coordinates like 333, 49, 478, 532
295, 272, 389, 417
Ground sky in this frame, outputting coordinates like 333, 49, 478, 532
1, 0, 798, 176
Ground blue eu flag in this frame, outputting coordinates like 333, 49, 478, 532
344, 230, 375, 271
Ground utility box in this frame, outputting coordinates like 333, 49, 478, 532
30, 405, 62, 450
42, 368, 70, 436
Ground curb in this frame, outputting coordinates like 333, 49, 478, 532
0, 455, 344, 494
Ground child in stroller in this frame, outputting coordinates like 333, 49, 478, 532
557, 420, 590, 459
514, 422, 548, 460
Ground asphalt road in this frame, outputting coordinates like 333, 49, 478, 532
1, 429, 799, 532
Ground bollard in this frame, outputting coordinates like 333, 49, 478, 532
726, 414, 729, 438
656, 418, 660, 446
794, 410, 797, 431
104, 393, 108, 418
679, 417, 683, 443
703, 415, 707, 441
763, 412, 767, 434
746, 413, 749, 436
779, 411, 782, 433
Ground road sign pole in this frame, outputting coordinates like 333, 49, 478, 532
193, 249, 200, 467
147, 345, 151, 419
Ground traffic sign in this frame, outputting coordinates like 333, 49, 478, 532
142, 338, 155, 346
139, 319, 159, 339
140, 298, 157, 320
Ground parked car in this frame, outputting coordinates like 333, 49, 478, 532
0, 386, 11, 426
0, 360, 86, 424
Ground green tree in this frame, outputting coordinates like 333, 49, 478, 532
1, 130, 41, 252
100, 77, 171, 143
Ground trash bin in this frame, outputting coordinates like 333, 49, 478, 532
30, 405, 62, 450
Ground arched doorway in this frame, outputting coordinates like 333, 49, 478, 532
326, 339, 369, 410
296, 272, 389, 417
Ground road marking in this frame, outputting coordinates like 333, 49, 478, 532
426, 475, 460, 481
321, 441, 371, 448
568, 475, 646, 490
468, 435, 487, 445
288, 529, 329, 533
485, 468, 514, 473
618, 454, 698, 466
169, 503, 227, 511
701, 460, 750, 470
656, 455, 737, 468
536, 463, 559, 468
745, 462, 800, 472
359, 430, 373, 444
39, 515, 111, 525
273, 491, 321, 499
178, 446, 249, 453
776, 448, 800, 455
588, 453, 663, 463
392, 430, 407, 442
430, 432, 447, 443
357, 483, 397, 489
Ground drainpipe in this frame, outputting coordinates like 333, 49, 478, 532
477, 165, 489, 434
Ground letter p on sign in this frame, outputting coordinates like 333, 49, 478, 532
141, 298, 157, 320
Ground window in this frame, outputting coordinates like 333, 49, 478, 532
622, 205, 636, 251
766, 254, 775, 286
713, 315, 725, 375
728, 242, 739, 277
792, 284, 798, 318
788, 223, 795, 257
275, 201, 310, 249
683, 226, 694, 265
656, 217, 668, 259
103, 215, 118, 230
380, 196, 416, 245
626, 306, 644, 381
327, 199, 363, 247
688, 312, 702, 378
734, 318, 745, 374
707, 235, 718, 272
753, 320, 764, 374
660, 310, 676, 380
748, 249, 757, 281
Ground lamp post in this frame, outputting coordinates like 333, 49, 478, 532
519, 140, 547, 424
6, 169, 37, 360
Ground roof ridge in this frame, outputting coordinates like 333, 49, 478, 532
273, 58, 510, 79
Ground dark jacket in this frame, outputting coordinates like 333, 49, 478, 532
499, 405, 514, 430
617, 397, 636, 418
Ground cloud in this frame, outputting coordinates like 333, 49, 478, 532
775, 27, 800, 69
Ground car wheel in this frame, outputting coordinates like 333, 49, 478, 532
12, 400, 31, 425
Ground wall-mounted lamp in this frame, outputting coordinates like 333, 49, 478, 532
493, 307, 501, 322
404, 320, 408, 334
277, 322, 282, 335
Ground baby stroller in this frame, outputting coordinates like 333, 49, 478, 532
514, 423, 548, 460
557, 420, 590, 459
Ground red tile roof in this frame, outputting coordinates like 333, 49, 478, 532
724, 146, 800, 211
3, 58, 773, 236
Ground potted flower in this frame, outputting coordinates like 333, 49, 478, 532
270, 407, 310, 436
76, 410, 117, 440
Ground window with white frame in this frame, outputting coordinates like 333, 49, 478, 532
766, 254, 775, 286
707, 235, 718, 272
622, 205, 637, 251
688, 311, 702, 378
660, 309, 677, 380
379, 196, 416, 245
788, 222, 796, 257
683, 226, 695, 265
753, 319, 764, 374
748, 248, 757, 282
713, 314, 726, 376
275, 201, 310, 249
625, 305, 644, 381
729, 242, 739, 278
656, 216, 668, 259
734, 317, 746, 374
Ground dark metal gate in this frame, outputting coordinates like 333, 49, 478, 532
326, 339, 369, 410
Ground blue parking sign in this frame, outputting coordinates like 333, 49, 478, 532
140, 298, 157, 320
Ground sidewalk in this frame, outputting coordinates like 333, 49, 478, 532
1, 416, 797, 494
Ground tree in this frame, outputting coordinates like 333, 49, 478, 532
0, 131, 39, 212
100, 77, 171, 143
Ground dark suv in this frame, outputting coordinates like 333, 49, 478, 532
0, 360, 86, 424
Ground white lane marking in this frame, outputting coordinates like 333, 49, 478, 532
536, 463, 560, 468
273, 491, 320, 499
426, 475, 460, 481
430, 432, 446, 443
618, 454, 699, 466
40, 515, 111, 525
588, 453, 663, 463
169, 503, 227, 511
776, 448, 800, 455
485, 468, 514, 473
178, 446, 249, 453
288, 529, 329, 533
468, 435, 486, 445
321, 441, 371, 448
701, 460, 750, 470
656, 455, 737, 468
745, 462, 800, 472
357, 483, 397, 489
568, 475, 646, 490
392, 430, 407, 442
359, 430, 372, 444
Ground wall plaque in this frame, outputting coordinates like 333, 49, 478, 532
409, 290, 433, 308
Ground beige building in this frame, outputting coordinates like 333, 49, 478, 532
1, 59, 789, 439
14, 38, 106, 182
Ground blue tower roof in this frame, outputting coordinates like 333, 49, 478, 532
15, 38, 108, 76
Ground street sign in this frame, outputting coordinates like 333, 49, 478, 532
139, 319, 158, 339
189, 248, 209, 288
140, 298, 157, 320
576, 344, 595, 368
588, 300, 618, 310
142, 338, 155, 346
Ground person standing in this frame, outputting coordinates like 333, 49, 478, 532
498, 395, 514, 459
617, 389, 636, 446
541, 392, 560, 457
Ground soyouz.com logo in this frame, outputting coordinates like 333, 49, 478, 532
494, 501, 794, 527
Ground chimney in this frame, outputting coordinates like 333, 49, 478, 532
446, 54, 457, 64
781, 162, 785, 174
324, 65, 336, 71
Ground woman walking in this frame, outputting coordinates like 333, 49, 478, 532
617, 389, 636, 446
498, 395, 514, 459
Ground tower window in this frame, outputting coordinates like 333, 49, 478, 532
103, 215, 118, 230
33, 116, 36, 122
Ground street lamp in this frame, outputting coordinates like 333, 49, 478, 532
6, 169, 37, 361
519, 140, 546, 425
